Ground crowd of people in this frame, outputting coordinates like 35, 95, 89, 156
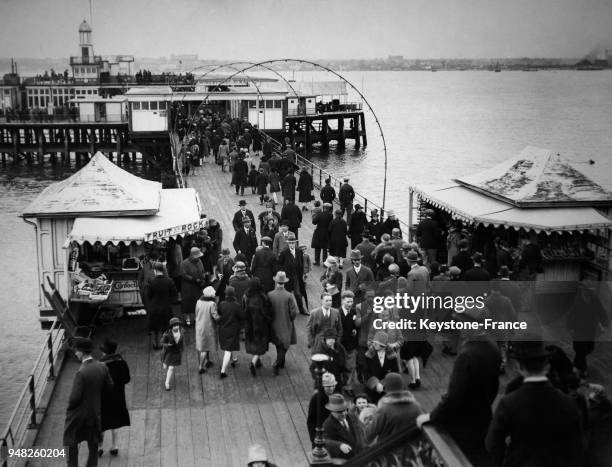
62, 108, 611, 466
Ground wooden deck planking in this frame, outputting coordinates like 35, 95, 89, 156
30, 159, 612, 466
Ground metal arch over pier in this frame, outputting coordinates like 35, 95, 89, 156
176, 58, 388, 209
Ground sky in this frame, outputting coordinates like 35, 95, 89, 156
1, 0, 611, 60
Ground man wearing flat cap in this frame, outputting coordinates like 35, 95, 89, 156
64, 337, 114, 467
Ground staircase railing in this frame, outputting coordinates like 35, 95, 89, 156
342, 424, 473, 467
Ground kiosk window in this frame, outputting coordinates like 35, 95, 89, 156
132, 102, 141, 110
274, 100, 282, 109
150, 101, 158, 110
141, 101, 149, 110
158, 101, 166, 110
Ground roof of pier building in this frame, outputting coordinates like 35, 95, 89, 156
22, 152, 161, 218
454, 146, 612, 207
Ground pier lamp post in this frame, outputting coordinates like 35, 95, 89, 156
310, 353, 332, 466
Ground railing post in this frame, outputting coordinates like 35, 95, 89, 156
27, 376, 37, 429
47, 333, 55, 381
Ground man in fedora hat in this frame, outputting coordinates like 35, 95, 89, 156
365, 372, 421, 443
366, 209, 383, 244
268, 271, 298, 375
180, 247, 206, 327
64, 337, 114, 467
406, 250, 430, 295
232, 200, 256, 232
322, 393, 364, 460
272, 220, 291, 257
307, 372, 338, 444
307, 291, 343, 348
278, 231, 307, 315
354, 230, 375, 270
416, 208, 442, 265
258, 200, 281, 232
233, 217, 258, 266
348, 204, 367, 248
382, 209, 401, 238
362, 331, 399, 403
345, 249, 374, 304
486, 338, 583, 467
338, 177, 355, 224
417, 313, 501, 466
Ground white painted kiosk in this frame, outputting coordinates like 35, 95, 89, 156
22, 152, 202, 323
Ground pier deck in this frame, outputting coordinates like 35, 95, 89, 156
30, 160, 612, 466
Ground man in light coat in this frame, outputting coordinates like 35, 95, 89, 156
268, 271, 298, 375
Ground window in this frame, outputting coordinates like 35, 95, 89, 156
28, 97, 33, 107
150, 101, 158, 110
158, 101, 166, 110
274, 100, 282, 109
132, 102, 141, 110
265, 100, 273, 108
87, 90, 92, 95
93, 89, 98, 94
141, 101, 149, 110
248, 100, 257, 109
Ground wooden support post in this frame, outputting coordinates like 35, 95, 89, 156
337, 117, 345, 150
90, 129, 95, 156
37, 129, 44, 163
289, 121, 295, 150
116, 136, 122, 165
305, 118, 311, 154
63, 129, 70, 164
321, 117, 329, 150
408, 190, 414, 242
131, 152, 136, 163
12, 129, 19, 161
360, 113, 368, 147
353, 117, 360, 148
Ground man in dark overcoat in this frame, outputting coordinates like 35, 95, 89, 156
64, 337, 114, 467
485, 339, 584, 467
277, 232, 306, 314
348, 204, 367, 249
233, 154, 249, 195
250, 236, 277, 292
280, 199, 302, 238
297, 167, 314, 211
417, 321, 501, 466
232, 200, 256, 232
281, 171, 297, 204
233, 218, 258, 266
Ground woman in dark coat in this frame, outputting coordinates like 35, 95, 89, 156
100, 339, 131, 457
311, 203, 333, 266
217, 286, 244, 378
297, 168, 314, 209
147, 263, 178, 349
256, 168, 269, 205
328, 209, 349, 260
161, 317, 184, 390
269, 169, 281, 206
243, 278, 273, 376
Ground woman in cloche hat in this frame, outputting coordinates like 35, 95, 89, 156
160, 317, 184, 391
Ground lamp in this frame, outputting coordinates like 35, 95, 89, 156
310, 353, 332, 466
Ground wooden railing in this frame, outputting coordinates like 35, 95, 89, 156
0, 321, 66, 467
342, 424, 473, 467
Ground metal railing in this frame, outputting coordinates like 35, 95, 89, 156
1, 321, 65, 467
169, 131, 186, 188
0, 115, 128, 124
261, 130, 411, 238
343, 424, 472, 467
